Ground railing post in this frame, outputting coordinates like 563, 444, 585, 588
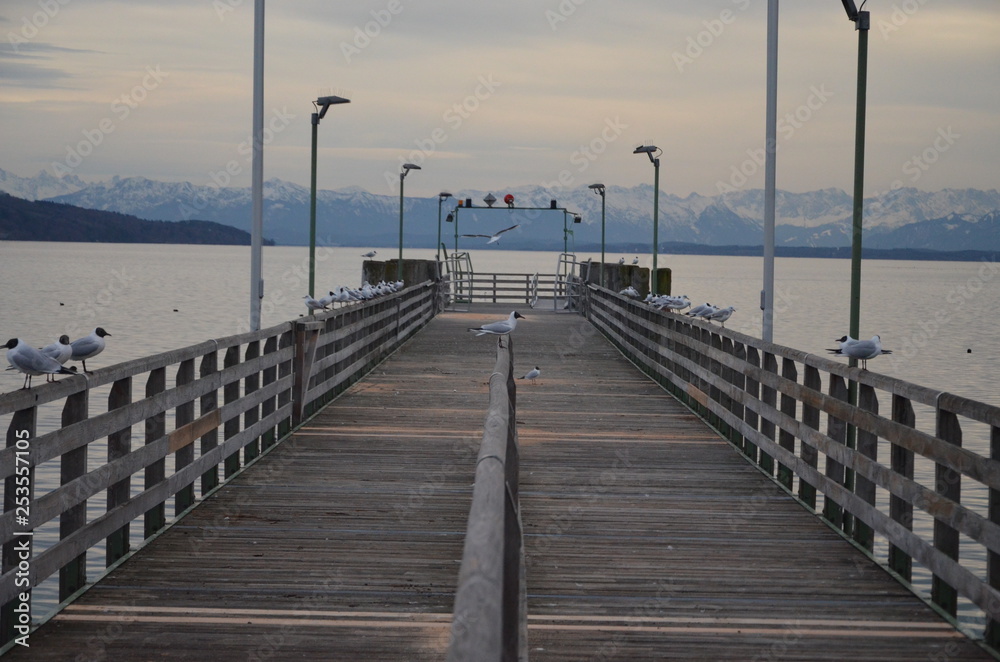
200, 349, 220, 494
889, 394, 915, 580
2, 408, 36, 646
144, 367, 167, 538
107, 377, 132, 565
223, 346, 241, 478
932, 404, 962, 617
799, 366, 821, 509
175, 358, 196, 514
277, 329, 294, 438
853, 384, 878, 550
292, 319, 322, 426
823, 374, 849, 529
729, 341, 747, 452
261, 335, 279, 450
743, 347, 761, 463
777, 358, 798, 489
988, 423, 1000, 648
243, 341, 261, 463
59, 390, 89, 600
759, 352, 777, 476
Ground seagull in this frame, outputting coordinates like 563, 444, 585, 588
619, 286, 639, 298
687, 303, 715, 317
6, 338, 77, 389
827, 334, 892, 369
40, 334, 73, 382
704, 306, 736, 327
618, 257, 625, 265
468, 311, 525, 348
462, 224, 520, 245
303, 294, 328, 312
361, 250, 377, 258
519, 366, 540, 384
70, 327, 111, 373
632, 256, 639, 265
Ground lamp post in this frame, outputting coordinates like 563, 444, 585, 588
841, 0, 870, 355
436, 192, 452, 263
633, 145, 662, 294
762, 0, 778, 342
398, 163, 421, 282
588, 183, 606, 287
309, 94, 350, 305
249, 0, 264, 331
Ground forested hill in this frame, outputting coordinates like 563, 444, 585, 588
0, 193, 271, 245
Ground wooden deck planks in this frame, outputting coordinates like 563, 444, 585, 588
5, 304, 994, 661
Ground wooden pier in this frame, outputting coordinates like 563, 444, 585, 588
3, 300, 995, 660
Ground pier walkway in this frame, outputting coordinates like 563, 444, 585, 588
4, 303, 991, 660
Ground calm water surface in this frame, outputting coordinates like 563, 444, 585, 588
2, 241, 999, 631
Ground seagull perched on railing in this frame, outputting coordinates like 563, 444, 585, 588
70, 327, 111, 373
462, 224, 520, 245
703, 305, 736, 327
361, 250, 377, 258
40, 335, 73, 382
468, 311, 524, 348
827, 335, 892, 369
6, 338, 77, 389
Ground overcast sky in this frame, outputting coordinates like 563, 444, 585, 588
1, 0, 997, 199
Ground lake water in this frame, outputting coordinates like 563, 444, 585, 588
2, 241, 999, 632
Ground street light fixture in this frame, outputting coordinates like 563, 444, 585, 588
633, 144, 662, 294
588, 183, 606, 288
436, 192, 452, 263
308, 94, 350, 308
398, 163, 421, 282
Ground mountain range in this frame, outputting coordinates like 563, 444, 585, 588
2, 167, 999, 253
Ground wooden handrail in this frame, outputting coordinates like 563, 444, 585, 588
447, 338, 526, 662
585, 284, 1000, 648
0, 282, 439, 645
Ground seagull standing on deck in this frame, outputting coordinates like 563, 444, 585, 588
462, 224, 520, 245
6, 338, 77, 388
70, 327, 111, 373
519, 366, 541, 384
468, 311, 524, 348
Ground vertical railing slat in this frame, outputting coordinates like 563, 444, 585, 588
2, 407, 37, 646
799, 366, 821, 509
932, 407, 962, 617
853, 384, 878, 550
200, 349, 219, 494
759, 352, 777, 476
987, 424, 1000, 648
823, 374, 849, 530
223, 345, 241, 478
889, 394, 915, 580
743, 346, 761, 464
59, 390, 89, 600
144, 367, 167, 538
777, 358, 798, 490
175, 358, 196, 514
106, 377, 132, 565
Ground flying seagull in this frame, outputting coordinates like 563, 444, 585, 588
462, 224, 520, 245
6, 338, 77, 389
70, 327, 111, 373
468, 311, 524, 348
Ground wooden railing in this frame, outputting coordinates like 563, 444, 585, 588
586, 284, 1000, 646
447, 339, 526, 662
457, 272, 558, 304
0, 282, 439, 646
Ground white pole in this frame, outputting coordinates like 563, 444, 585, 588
249, 0, 265, 331
761, 0, 778, 343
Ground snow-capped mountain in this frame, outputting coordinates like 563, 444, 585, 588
2, 167, 999, 251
